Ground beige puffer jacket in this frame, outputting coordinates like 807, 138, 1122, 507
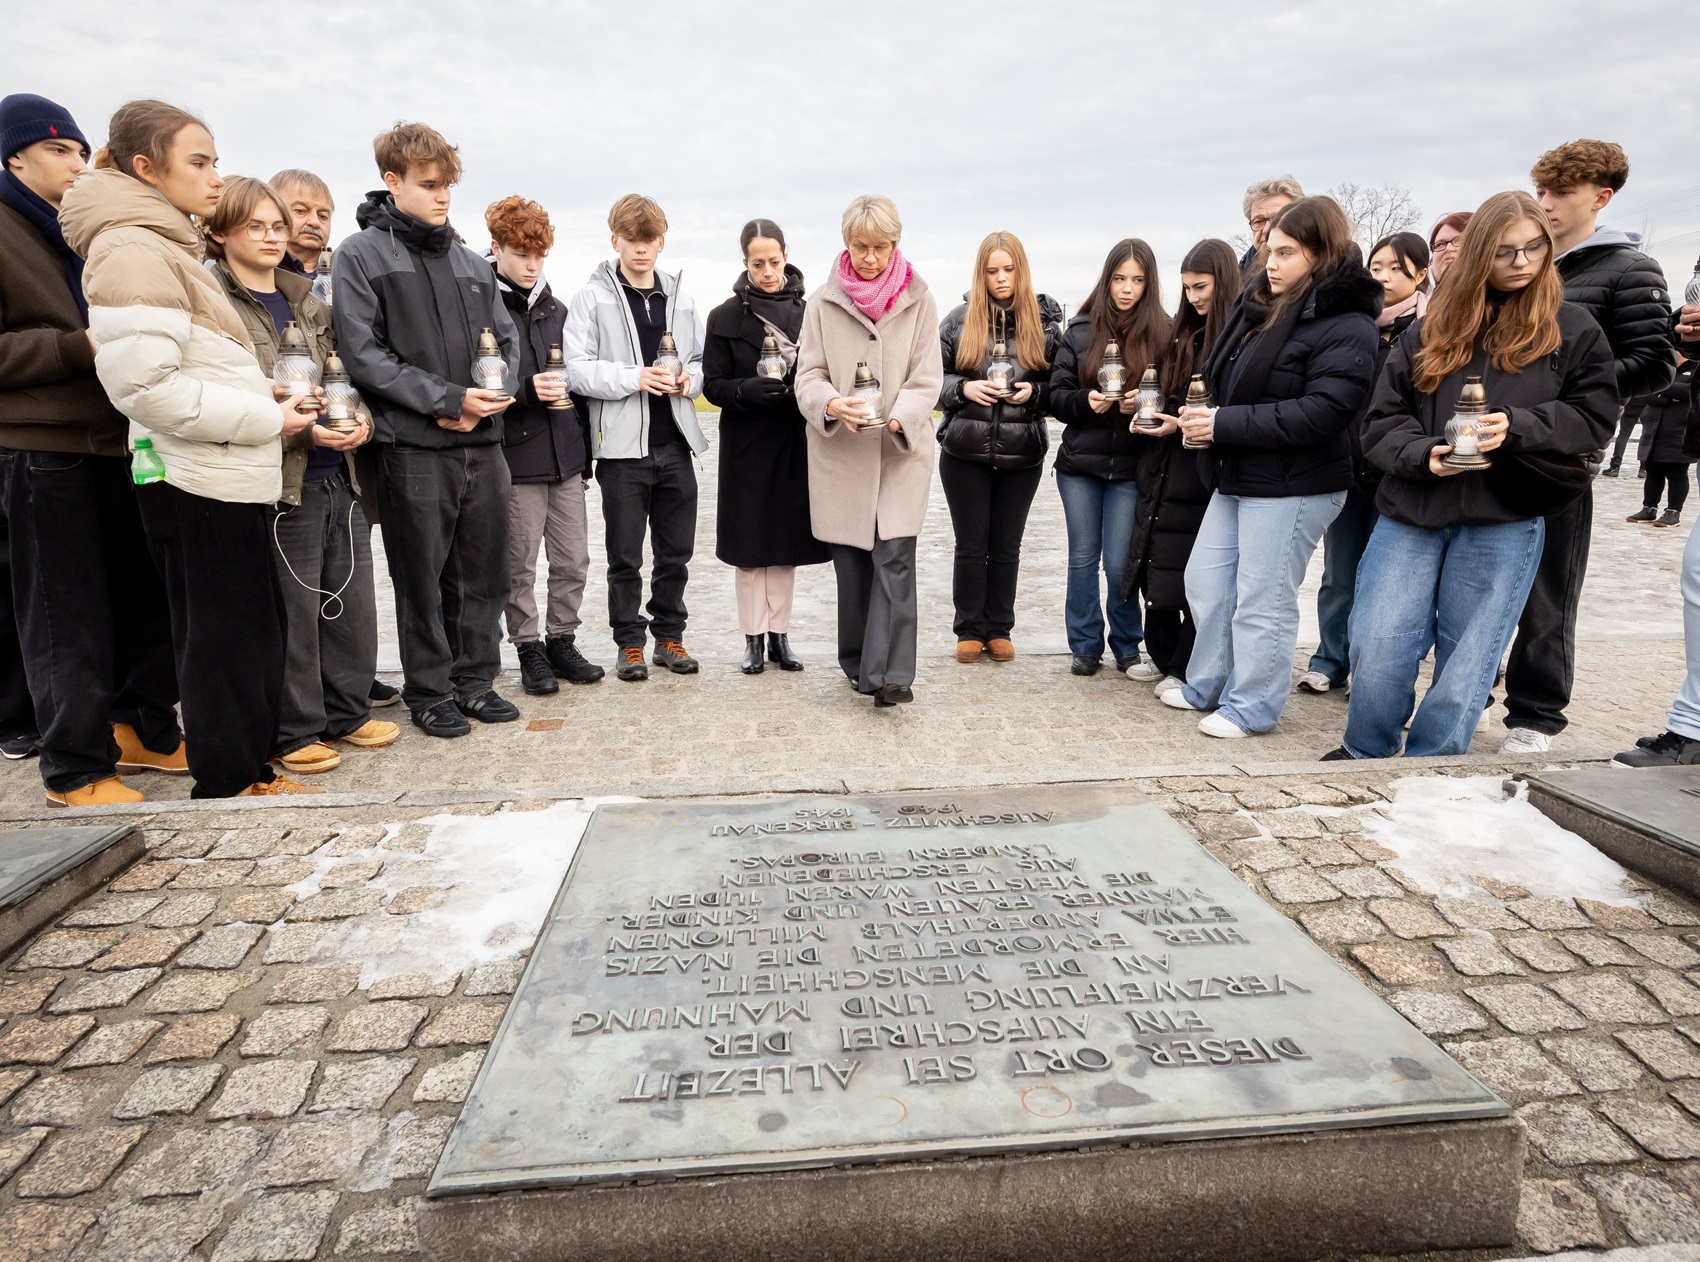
59, 168, 282, 504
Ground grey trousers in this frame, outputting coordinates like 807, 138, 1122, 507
271, 473, 377, 751
373, 443, 510, 711
506, 479, 590, 643
830, 534, 918, 692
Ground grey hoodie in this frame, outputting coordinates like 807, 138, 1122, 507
563, 260, 706, 460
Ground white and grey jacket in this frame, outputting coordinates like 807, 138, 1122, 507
564, 261, 706, 460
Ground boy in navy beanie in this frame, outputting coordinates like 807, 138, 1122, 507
0, 93, 185, 805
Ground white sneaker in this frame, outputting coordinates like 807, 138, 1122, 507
1161, 687, 1202, 711
1125, 660, 1164, 682
1154, 675, 1185, 699
1500, 727, 1552, 755
1296, 670, 1333, 694
1199, 712, 1250, 739
1476, 706, 1493, 734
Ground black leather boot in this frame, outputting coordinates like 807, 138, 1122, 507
517, 642, 559, 695
741, 635, 765, 675
767, 632, 804, 671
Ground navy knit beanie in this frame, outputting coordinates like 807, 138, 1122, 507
0, 94, 90, 164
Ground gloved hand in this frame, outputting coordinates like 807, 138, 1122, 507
736, 375, 791, 407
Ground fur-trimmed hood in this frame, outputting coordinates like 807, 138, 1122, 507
1299, 254, 1384, 323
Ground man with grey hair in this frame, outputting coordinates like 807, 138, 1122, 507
272, 168, 334, 282
1240, 175, 1304, 276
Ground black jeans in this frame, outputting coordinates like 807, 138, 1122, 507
1505, 486, 1591, 736
0, 449, 177, 791
372, 443, 510, 711
1645, 462, 1692, 512
272, 473, 378, 751
596, 444, 697, 647
0, 514, 36, 743
938, 453, 1042, 642
137, 481, 281, 797
1609, 411, 1639, 470
1144, 606, 1196, 681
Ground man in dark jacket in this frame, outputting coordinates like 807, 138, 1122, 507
484, 195, 602, 695
333, 122, 523, 738
0, 93, 183, 806
1502, 139, 1677, 754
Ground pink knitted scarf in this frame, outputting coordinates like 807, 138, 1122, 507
836, 247, 912, 323
1377, 287, 1427, 329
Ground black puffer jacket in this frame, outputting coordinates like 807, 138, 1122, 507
1202, 261, 1383, 498
1632, 360, 1697, 466
1346, 306, 1420, 495
1047, 314, 1143, 481
1557, 232, 1675, 402
1124, 332, 1212, 610
936, 295, 1062, 469
1362, 302, 1618, 528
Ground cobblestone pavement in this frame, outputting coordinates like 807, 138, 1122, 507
2, 764, 1700, 1258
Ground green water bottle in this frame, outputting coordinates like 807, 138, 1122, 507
131, 437, 165, 486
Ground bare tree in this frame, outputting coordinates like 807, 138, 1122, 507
1328, 182, 1422, 253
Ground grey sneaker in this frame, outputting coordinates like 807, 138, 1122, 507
1500, 727, 1552, 755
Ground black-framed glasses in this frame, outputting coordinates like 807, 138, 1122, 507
1493, 238, 1551, 264
1432, 237, 1461, 253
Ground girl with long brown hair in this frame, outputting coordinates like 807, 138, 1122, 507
60, 100, 320, 800
1164, 196, 1381, 738
1047, 238, 1169, 676
1331, 191, 1618, 759
1120, 238, 1242, 693
936, 231, 1062, 662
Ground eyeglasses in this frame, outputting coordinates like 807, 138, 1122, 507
1248, 216, 1275, 230
1432, 237, 1461, 253
1493, 238, 1551, 264
243, 222, 290, 241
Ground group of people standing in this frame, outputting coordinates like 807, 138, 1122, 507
1, 91, 1697, 813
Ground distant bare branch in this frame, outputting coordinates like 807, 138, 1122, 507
1327, 182, 1422, 254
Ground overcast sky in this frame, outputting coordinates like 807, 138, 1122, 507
19, 0, 1700, 313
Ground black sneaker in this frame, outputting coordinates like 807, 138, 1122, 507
0, 733, 40, 760
1626, 506, 1658, 523
1320, 746, 1356, 762
1070, 655, 1101, 676
546, 635, 604, 684
412, 700, 471, 739
1655, 509, 1682, 528
1602, 465, 1621, 478
1614, 731, 1700, 767
369, 679, 402, 708
652, 640, 699, 674
517, 642, 559, 696
616, 646, 649, 682
457, 690, 520, 724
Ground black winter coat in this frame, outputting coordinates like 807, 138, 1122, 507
702, 268, 830, 569
1346, 307, 1420, 495
495, 268, 591, 484
1556, 236, 1676, 402
1633, 361, 1698, 466
1047, 315, 1143, 481
1124, 337, 1212, 610
936, 296, 1062, 469
1362, 303, 1618, 528
1202, 261, 1383, 498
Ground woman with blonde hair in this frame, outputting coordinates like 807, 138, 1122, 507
796, 195, 943, 707
936, 231, 1061, 663
1330, 191, 1618, 759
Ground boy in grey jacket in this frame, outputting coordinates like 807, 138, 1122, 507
565, 194, 706, 681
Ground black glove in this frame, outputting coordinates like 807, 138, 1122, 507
735, 375, 791, 407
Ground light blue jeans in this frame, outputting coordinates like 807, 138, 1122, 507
1055, 472, 1142, 663
1670, 518, 1700, 741
1182, 490, 1345, 732
1343, 516, 1544, 758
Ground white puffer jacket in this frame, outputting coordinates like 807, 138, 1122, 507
59, 168, 281, 503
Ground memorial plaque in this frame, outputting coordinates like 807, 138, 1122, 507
0, 825, 140, 956
430, 787, 1506, 1195
1526, 766, 1700, 901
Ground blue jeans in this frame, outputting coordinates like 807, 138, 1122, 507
1343, 516, 1544, 758
1308, 485, 1378, 685
1183, 491, 1344, 732
1055, 471, 1141, 662
1669, 517, 1700, 741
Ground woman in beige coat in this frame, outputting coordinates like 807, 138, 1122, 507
796, 195, 944, 707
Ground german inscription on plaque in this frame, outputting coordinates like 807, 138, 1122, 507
430, 787, 1506, 1193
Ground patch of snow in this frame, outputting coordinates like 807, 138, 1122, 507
288, 799, 631, 986
1362, 775, 1638, 905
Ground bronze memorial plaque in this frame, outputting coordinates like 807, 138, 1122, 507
429, 786, 1506, 1194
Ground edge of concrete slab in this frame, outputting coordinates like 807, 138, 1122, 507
1523, 777, 1700, 901
0, 825, 142, 956
417, 1114, 1525, 1262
